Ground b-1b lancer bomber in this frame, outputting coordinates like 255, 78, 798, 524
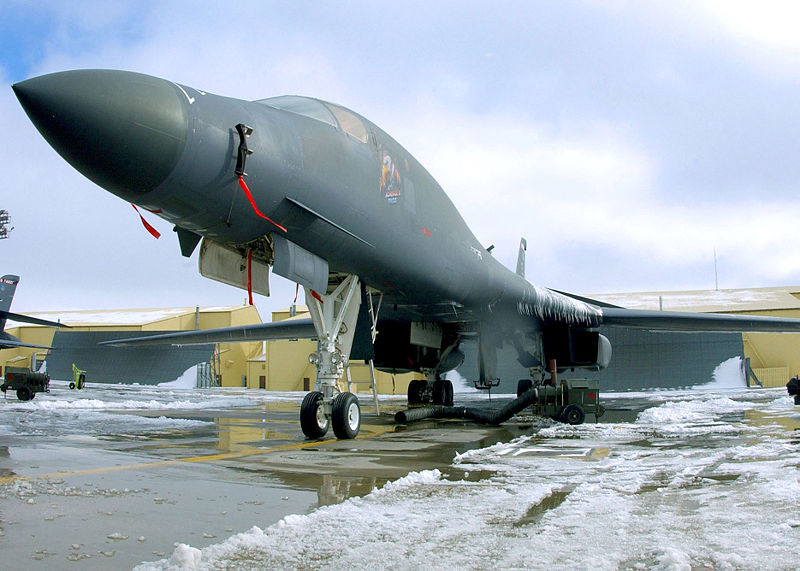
13, 70, 800, 438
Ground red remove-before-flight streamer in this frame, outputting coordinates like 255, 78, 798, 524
238, 176, 287, 233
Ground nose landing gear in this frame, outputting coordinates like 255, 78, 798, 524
300, 275, 363, 440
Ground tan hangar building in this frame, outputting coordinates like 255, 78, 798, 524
4, 285, 800, 391
593, 285, 800, 387
0, 304, 418, 394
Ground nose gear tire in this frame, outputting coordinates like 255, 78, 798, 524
332, 392, 361, 439
300, 391, 329, 438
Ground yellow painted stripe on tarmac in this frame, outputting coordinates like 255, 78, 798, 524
0, 424, 387, 484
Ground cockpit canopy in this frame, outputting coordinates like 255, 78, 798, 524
257, 95, 368, 143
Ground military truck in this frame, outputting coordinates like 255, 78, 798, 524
1, 366, 50, 401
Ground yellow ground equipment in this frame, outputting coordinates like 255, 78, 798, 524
70, 363, 86, 390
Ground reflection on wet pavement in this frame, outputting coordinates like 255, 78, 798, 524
2, 383, 800, 569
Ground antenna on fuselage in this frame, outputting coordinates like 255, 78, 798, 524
516, 238, 527, 278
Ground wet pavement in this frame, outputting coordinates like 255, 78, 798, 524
3, 382, 799, 569
0, 384, 539, 569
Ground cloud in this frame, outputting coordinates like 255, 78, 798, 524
697, 0, 800, 52
4, 0, 800, 316
392, 101, 800, 290
607, 0, 800, 78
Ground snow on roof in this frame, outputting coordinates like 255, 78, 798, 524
589, 286, 800, 313
6, 306, 252, 328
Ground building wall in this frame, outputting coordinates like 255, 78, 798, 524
1, 304, 419, 392
244, 307, 419, 394
1, 325, 54, 373
460, 330, 745, 392
743, 332, 800, 386
0, 306, 264, 386
9, 291, 799, 392
592, 329, 744, 391
45, 330, 215, 384
204, 306, 263, 388
719, 308, 800, 386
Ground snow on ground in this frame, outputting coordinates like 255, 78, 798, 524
0, 383, 297, 437
0, 382, 407, 439
444, 370, 480, 393
158, 365, 199, 389
4, 368, 799, 570
128, 385, 800, 571
694, 356, 746, 390
0, 408, 212, 437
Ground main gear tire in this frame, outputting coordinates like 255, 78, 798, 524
408, 379, 427, 405
432, 379, 454, 406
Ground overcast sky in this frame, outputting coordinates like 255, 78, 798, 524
3, 1, 800, 319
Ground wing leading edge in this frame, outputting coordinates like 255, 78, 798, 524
0, 337, 54, 350
601, 307, 800, 333
1, 310, 68, 328
99, 318, 316, 347
100, 307, 800, 348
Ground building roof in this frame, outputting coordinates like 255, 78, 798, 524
6, 306, 252, 328
590, 286, 800, 313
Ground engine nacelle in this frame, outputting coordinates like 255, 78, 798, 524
373, 321, 460, 374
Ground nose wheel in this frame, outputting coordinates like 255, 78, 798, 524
332, 392, 361, 439
300, 390, 361, 439
300, 391, 329, 438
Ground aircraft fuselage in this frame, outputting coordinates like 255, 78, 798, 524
13, 70, 600, 335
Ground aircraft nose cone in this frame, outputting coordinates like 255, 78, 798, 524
13, 69, 188, 200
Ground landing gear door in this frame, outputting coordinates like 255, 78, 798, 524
198, 238, 270, 296
272, 235, 329, 294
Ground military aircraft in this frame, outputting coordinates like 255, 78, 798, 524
0, 274, 66, 350
13, 69, 800, 438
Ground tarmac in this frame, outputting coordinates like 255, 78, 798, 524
5, 383, 797, 569
0, 387, 570, 569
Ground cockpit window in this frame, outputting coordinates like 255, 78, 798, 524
258, 96, 337, 128
324, 103, 368, 143
258, 96, 368, 144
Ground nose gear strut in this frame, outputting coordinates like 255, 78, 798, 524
300, 275, 363, 439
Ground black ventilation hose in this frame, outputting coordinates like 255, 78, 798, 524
394, 388, 540, 426
394, 406, 468, 424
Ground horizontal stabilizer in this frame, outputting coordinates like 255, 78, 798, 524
100, 318, 316, 347
1, 310, 69, 328
601, 308, 800, 333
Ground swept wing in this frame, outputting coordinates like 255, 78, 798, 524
600, 307, 800, 333
1, 310, 67, 328
100, 318, 316, 347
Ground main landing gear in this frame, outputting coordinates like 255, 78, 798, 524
300, 275, 363, 440
407, 374, 454, 407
